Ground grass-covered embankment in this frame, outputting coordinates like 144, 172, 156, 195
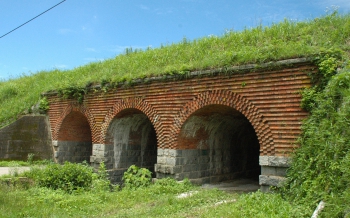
1, 12, 350, 217
1, 12, 350, 128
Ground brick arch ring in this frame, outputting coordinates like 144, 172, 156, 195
52, 103, 98, 143
168, 90, 275, 156
99, 97, 160, 144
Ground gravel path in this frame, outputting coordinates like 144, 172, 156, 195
0, 167, 31, 176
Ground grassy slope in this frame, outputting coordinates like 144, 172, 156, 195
0, 12, 349, 128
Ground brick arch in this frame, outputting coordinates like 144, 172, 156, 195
52, 103, 97, 143
99, 98, 160, 144
169, 90, 275, 155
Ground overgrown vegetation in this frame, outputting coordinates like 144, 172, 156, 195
1, 12, 350, 127
0, 163, 302, 217
283, 61, 350, 217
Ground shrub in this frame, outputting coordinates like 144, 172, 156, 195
35, 162, 94, 193
122, 165, 152, 189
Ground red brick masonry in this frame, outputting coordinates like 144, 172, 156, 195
46, 58, 315, 157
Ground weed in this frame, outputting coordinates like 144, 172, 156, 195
27, 153, 35, 164
122, 165, 152, 189
38, 97, 49, 112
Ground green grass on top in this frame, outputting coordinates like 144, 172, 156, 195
0, 12, 350, 128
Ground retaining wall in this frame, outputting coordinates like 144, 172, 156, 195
0, 115, 53, 161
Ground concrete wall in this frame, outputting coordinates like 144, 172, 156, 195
0, 115, 53, 161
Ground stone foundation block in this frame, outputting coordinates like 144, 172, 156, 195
259, 175, 286, 187
259, 156, 291, 167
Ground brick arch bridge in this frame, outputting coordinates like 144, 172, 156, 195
46, 58, 315, 188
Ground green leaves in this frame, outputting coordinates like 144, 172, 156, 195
35, 162, 94, 193
122, 165, 152, 189
38, 97, 49, 111
284, 65, 350, 215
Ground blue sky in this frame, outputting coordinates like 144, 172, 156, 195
0, 0, 349, 81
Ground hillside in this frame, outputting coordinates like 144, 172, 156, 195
0, 12, 349, 128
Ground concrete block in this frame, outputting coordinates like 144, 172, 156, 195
168, 149, 177, 157
198, 156, 210, 164
184, 157, 198, 164
182, 149, 198, 158
166, 157, 176, 166
90, 156, 95, 163
163, 149, 169, 156
183, 164, 197, 173
200, 170, 210, 177
261, 166, 276, 176
172, 166, 183, 174
260, 156, 291, 167
259, 156, 269, 166
199, 163, 209, 171
269, 156, 291, 167
157, 156, 166, 164
93, 144, 101, 150
175, 157, 184, 165
174, 173, 184, 180
259, 175, 286, 187
155, 164, 174, 174
276, 167, 288, 177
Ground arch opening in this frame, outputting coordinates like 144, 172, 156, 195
105, 109, 157, 181
56, 111, 92, 163
178, 104, 260, 182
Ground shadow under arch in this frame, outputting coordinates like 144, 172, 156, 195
155, 90, 274, 183
53, 104, 95, 163
169, 90, 274, 155
99, 98, 159, 182
100, 98, 160, 144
